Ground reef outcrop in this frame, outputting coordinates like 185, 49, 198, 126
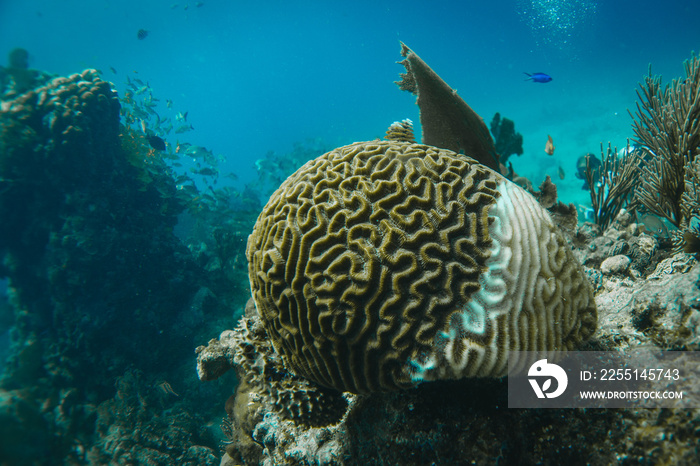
0, 70, 220, 464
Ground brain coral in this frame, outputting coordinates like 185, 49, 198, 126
247, 140, 597, 393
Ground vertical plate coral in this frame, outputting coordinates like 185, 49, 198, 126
395, 43, 500, 172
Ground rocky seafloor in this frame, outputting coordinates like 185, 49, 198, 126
202, 210, 700, 466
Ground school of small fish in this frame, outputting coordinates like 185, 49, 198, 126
114, 62, 602, 224
114, 71, 240, 208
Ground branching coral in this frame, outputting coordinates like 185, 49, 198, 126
630, 53, 700, 227
584, 142, 642, 231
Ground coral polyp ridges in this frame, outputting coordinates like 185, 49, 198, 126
247, 140, 597, 393
410, 181, 597, 382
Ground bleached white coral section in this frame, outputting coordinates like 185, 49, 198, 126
408, 179, 556, 382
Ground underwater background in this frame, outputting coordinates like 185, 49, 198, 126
2, 0, 699, 202
1, 0, 699, 465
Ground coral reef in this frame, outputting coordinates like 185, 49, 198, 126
245, 135, 595, 394
221, 380, 700, 466
0, 70, 227, 463
86, 370, 219, 465
0, 48, 54, 100
188, 47, 700, 466
191, 48, 700, 465
0, 387, 51, 463
395, 42, 499, 171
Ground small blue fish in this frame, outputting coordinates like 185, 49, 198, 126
524, 72, 552, 83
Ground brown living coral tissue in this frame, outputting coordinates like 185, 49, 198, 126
395, 42, 500, 172
246, 139, 597, 394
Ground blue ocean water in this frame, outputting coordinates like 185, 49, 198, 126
1, 0, 698, 207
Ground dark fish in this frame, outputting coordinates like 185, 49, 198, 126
524, 72, 552, 83
191, 167, 218, 177
137, 29, 149, 40
557, 166, 565, 180
147, 135, 166, 151
175, 124, 194, 134
109, 66, 117, 74
185, 145, 213, 159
